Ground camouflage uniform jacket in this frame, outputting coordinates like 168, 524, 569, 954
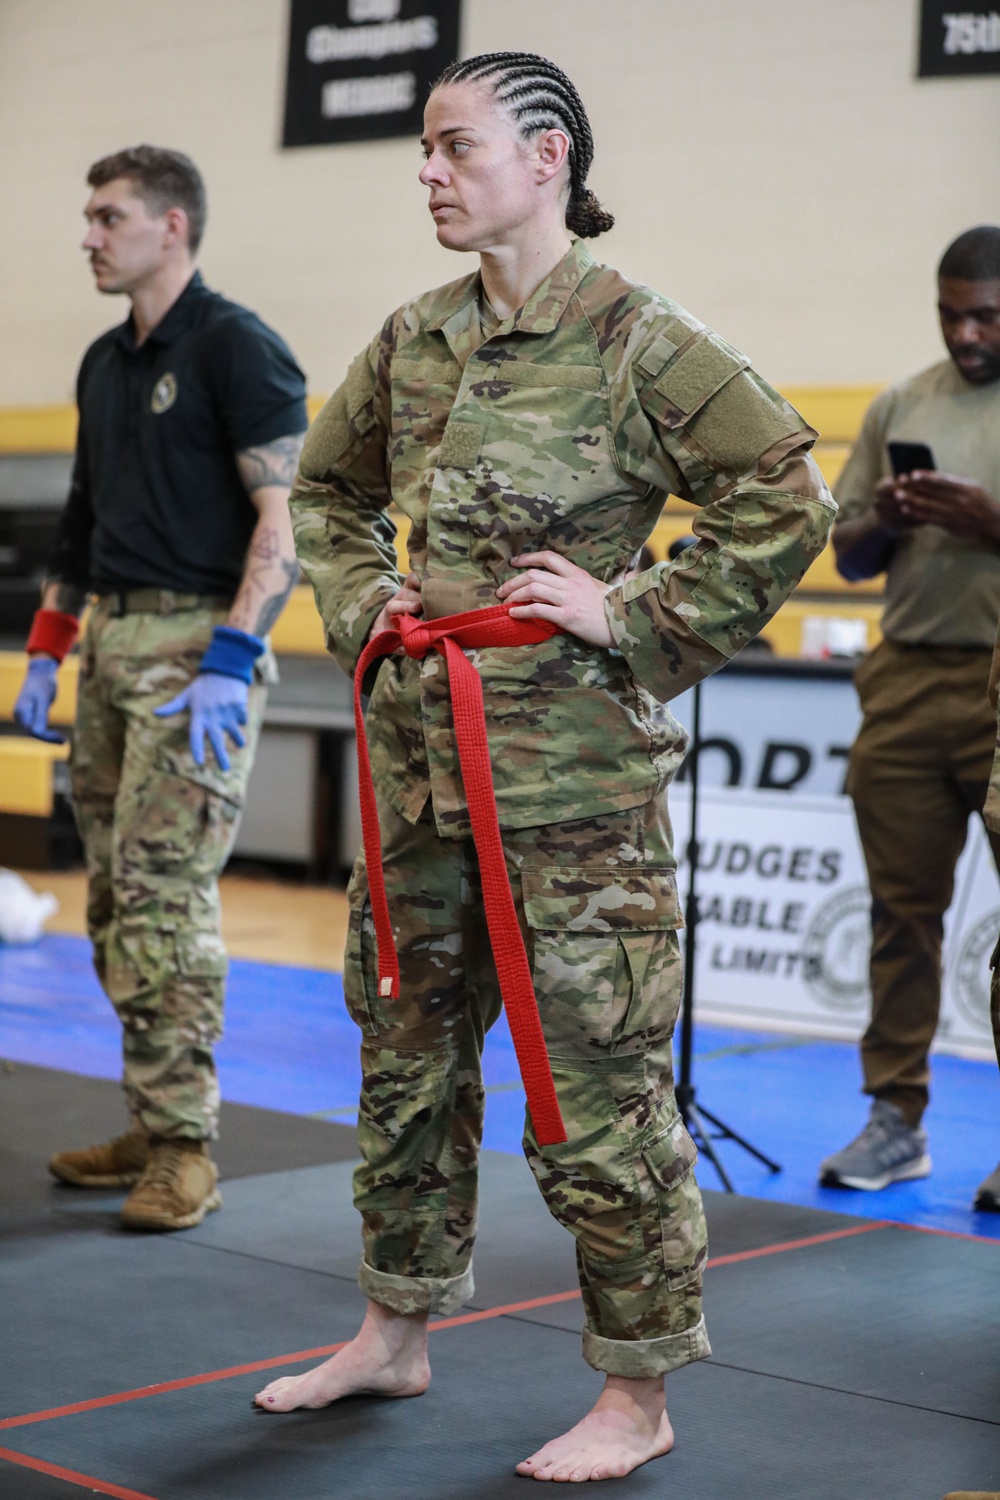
292, 239, 835, 836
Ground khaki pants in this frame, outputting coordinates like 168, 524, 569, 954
848, 640, 1000, 1125
70, 597, 266, 1140
344, 793, 710, 1379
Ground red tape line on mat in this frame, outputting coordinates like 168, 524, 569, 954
10, 1212, 995, 1446
706, 1221, 888, 1266
0, 1223, 893, 1436
892, 1220, 1000, 1244
0, 1445, 157, 1500
0, 1343, 351, 1431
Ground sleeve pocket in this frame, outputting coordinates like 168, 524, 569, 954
638, 331, 750, 428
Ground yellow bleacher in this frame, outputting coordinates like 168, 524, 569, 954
0, 651, 78, 726
0, 388, 883, 641
0, 737, 69, 817
0, 386, 884, 820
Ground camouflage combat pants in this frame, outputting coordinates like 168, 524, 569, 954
70, 595, 267, 1140
345, 794, 711, 1379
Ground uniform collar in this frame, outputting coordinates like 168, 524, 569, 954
114, 270, 208, 352
431, 239, 595, 357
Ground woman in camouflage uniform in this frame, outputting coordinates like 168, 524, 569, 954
255, 52, 834, 1482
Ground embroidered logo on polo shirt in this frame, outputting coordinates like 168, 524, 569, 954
150, 373, 178, 414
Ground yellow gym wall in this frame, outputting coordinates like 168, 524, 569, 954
1, 0, 998, 407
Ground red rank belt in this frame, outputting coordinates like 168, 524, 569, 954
353, 605, 567, 1147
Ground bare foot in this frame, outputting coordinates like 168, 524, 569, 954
254, 1301, 430, 1413
515, 1375, 674, 1482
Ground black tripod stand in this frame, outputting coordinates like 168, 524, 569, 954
675, 677, 782, 1192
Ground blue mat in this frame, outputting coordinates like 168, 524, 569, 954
2, 932, 998, 1239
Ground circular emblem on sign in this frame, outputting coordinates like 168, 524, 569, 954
150, 372, 177, 414
802, 885, 871, 1011
951, 908, 1000, 1034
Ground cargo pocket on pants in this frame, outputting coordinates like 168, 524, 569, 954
520, 864, 682, 1057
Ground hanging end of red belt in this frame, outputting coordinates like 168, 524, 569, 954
533, 1114, 568, 1149
377, 967, 400, 1001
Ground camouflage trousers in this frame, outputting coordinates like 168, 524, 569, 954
70, 596, 266, 1140
345, 793, 711, 1379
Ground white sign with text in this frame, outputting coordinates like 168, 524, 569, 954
670, 783, 999, 1061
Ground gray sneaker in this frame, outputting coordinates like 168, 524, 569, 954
819, 1100, 931, 1190
973, 1161, 1000, 1212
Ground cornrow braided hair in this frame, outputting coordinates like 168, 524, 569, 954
434, 51, 614, 238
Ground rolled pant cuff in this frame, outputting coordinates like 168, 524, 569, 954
582, 1316, 711, 1378
357, 1261, 474, 1317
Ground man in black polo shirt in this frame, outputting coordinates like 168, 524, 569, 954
14, 145, 308, 1231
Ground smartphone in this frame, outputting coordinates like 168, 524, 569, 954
887, 440, 936, 476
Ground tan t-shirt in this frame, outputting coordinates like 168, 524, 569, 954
834, 359, 1000, 647
986, 617, 1000, 833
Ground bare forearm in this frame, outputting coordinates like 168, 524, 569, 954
832, 512, 897, 581
228, 496, 300, 636
230, 435, 305, 636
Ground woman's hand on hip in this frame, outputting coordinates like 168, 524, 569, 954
496, 551, 613, 648
370, 572, 423, 639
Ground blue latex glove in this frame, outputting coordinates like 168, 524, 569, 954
154, 672, 248, 771
14, 657, 64, 743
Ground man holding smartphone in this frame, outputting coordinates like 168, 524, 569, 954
819, 226, 1000, 1207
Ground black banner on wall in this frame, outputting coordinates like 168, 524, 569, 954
918, 2, 1000, 75
282, 0, 462, 147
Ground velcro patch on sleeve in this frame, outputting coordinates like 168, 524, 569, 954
652, 333, 750, 415
634, 329, 683, 382
344, 352, 376, 435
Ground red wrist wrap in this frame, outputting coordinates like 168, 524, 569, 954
26, 609, 80, 663
355, 604, 568, 1148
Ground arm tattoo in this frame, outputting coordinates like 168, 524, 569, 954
233, 524, 301, 635
252, 557, 300, 636
236, 433, 305, 496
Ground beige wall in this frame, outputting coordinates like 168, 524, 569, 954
2, 0, 998, 406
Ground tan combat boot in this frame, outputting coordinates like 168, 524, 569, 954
944, 1492, 1000, 1498
120, 1138, 221, 1231
49, 1129, 149, 1188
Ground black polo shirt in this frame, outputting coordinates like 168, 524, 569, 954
48, 271, 308, 597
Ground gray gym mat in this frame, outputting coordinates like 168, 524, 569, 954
0, 1060, 357, 1239
0, 1464, 83, 1500
3, 1318, 998, 1500
706, 1222, 1000, 1424
3, 1064, 998, 1500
